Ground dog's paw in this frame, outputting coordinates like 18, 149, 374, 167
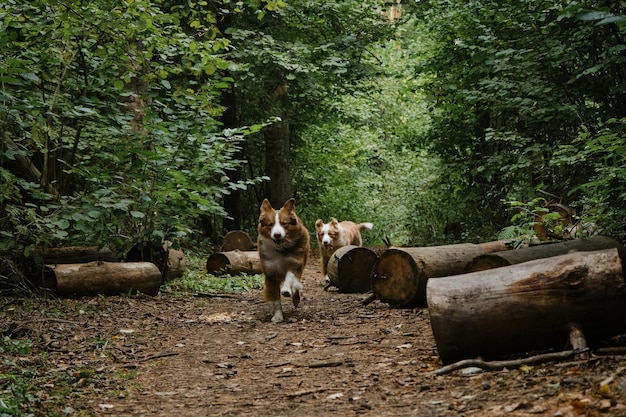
271, 310, 284, 323
324, 275, 331, 285
281, 272, 302, 299
268, 301, 283, 323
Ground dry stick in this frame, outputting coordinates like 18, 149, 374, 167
194, 292, 240, 299
139, 351, 179, 362
595, 346, 626, 356
307, 360, 344, 368
265, 360, 292, 368
425, 348, 589, 376
285, 388, 328, 398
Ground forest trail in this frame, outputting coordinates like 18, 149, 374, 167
2, 255, 625, 416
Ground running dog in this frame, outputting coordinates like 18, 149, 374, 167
257, 198, 310, 323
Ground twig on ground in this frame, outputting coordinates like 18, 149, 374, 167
266, 360, 292, 368
595, 346, 626, 356
307, 360, 344, 368
194, 292, 240, 299
285, 388, 328, 398
425, 348, 589, 376
139, 351, 179, 362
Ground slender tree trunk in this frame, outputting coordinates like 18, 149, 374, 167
217, 9, 243, 231
263, 80, 292, 206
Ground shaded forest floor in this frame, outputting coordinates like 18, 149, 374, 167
2, 254, 626, 416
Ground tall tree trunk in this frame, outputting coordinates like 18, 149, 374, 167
217, 8, 243, 231
263, 80, 292, 207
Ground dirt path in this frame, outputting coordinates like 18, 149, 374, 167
2, 257, 626, 416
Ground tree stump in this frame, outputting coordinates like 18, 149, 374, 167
427, 248, 626, 364
326, 245, 377, 293
465, 236, 625, 272
220, 230, 256, 252
206, 250, 261, 275
40, 261, 162, 297
371, 240, 511, 307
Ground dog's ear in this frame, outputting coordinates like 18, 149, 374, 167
315, 219, 323, 229
260, 198, 273, 213
330, 217, 338, 225
282, 198, 296, 212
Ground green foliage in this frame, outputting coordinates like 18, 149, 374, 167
292, 36, 456, 246
0, 0, 268, 264
553, 117, 626, 240
405, 0, 626, 239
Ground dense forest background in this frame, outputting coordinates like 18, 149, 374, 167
1, 0, 625, 287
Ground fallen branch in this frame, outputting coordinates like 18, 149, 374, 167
307, 360, 344, 368
265, 360, 292, 368
139, 351, 179, 362
193, 292, 240, 299
425, 348, 589, 376
285, 388, 328, 398
595, 346, 626, 356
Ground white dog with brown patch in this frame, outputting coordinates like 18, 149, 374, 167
315, 218, 373, 283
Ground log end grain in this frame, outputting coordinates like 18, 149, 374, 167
371, 248, 426, 307
326, 246, 377, 293
221, 230, 255, 252
206, 253, 230, 274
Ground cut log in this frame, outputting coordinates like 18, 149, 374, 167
427, 248, 626, 364
32, 246, 119, 264
40, 261, 162, 297
326, 245, 377, 293
465, 236, 625, 272
220, 230, 256, 252
206, 250, 261, 275
371, 240, 511, 307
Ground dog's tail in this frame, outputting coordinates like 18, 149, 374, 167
358, 222, 373, 231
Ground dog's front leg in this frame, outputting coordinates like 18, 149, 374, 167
281, 271, 303, 308
264, 277, 284, 323
268, 300, 283, 323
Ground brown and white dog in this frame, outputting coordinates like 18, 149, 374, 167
315, 218, 373, 283
257, 198, 310, 323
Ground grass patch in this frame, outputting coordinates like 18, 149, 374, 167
163, 251, 264, 294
